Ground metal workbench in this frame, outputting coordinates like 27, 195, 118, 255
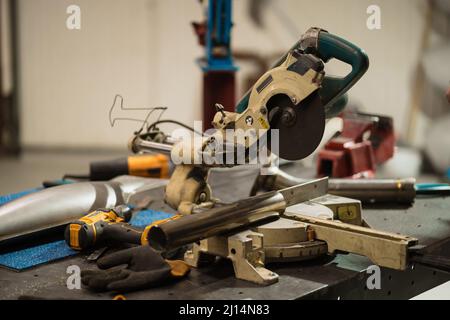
0, 167, 449, 300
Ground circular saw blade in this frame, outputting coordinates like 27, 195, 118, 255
268, 92, 325, 160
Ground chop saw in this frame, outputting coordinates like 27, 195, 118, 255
127, 28, 420, 284
129, 27, 370, 215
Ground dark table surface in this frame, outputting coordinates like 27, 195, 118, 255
0, 166, 449, 300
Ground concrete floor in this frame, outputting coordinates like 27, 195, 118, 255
0, 149, 449, 299
0, 149, 124, 194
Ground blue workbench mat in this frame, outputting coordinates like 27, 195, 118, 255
0, 188, 172, 271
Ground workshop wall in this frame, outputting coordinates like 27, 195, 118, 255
17, 0, 203, 150
17, 0, 426, 149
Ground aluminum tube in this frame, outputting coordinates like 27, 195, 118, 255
327, 178, 416, 204
148, 191, 285, 250
271, 169, 416, 204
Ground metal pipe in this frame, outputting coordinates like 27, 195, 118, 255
327, 178, 416, 204
262, 168, 417, 204
149, 191, 284, 250
148, 178, 328, 250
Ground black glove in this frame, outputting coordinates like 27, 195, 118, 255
81, 246, 188, 293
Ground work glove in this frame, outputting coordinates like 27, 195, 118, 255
81, 245, 190, 293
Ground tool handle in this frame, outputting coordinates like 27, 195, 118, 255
415, 183, 450, 196
317, 32, 369, 116
89, 154, 170, 181
101, 223, 144, 246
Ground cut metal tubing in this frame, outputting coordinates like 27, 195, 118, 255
270, 169, 416, 204
0, 176, 165, 243
148, 178, 328, 251
328, 178, 416, 204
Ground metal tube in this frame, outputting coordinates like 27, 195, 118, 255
327, 178, 416, 204
148, 191, 285, 250
148, 178, 328, 250
270, 169, 416, 204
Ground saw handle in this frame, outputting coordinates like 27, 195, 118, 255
317, 32, 369, 116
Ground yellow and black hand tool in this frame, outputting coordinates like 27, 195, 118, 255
65, 205, 180, 251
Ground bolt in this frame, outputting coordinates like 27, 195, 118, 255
281, 110, 295, 126
245, 116, 254, 126
281, 108, 297, 127
199, 192, 207, 202
215, 103, 226, 117
260, 107, 267, 115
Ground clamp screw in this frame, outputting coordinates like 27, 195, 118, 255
260, 107, 267, 115
199, 192, 207, 203
215, 103, 226, 118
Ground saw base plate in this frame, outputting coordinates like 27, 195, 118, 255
184, 194, 362, 285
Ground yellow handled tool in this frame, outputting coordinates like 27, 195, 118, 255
65, 205, 180, 251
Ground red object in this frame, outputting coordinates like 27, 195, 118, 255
202, 72, 236, 130
317, 112, 395, 178
192, 21, 207, 47
192, 20, 236, 130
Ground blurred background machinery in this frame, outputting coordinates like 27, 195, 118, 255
0, 0, 441, 151
0, 0, 448, 190
192, 0, 237, 129
317, 111, 395, 178
411, 0, 450, 177
0, 0, 19, 155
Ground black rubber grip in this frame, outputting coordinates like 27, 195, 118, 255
101, 223, 144, 246
89, 158, 129, 181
